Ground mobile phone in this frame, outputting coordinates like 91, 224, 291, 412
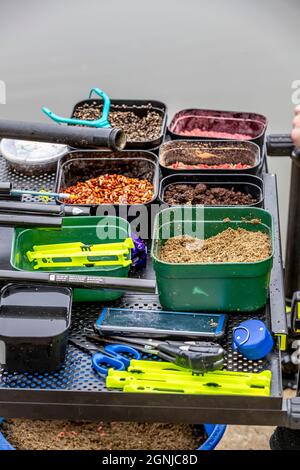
95, 307, 227, 339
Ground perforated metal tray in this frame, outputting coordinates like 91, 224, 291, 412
0, 157, 288, 425
0, 297, 269, 391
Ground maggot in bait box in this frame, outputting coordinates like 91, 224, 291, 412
0, 284, 72, 372
54, 150, 159, 233
55, 149, 159, 210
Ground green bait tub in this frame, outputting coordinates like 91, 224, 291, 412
11, 216, 131, 303
151, 206, 274, 312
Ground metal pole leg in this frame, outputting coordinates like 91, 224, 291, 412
285, 158, 300, 301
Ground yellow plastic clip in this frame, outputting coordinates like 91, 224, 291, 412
26, 238, 134, 269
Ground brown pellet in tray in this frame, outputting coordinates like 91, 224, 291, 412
163, 183, 258, 206
160, 141, 259, 170
73, 102, 163, 142
159, 228, 271, 264
2, 419, 204, 450
63, 173, 154, 205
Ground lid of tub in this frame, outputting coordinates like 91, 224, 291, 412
0, 139, 68, 165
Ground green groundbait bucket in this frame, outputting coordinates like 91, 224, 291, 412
11, 216, 131, 302
151, 206, 274, 312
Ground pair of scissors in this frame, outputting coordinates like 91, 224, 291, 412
86, 334, 225, 374
69, 337, 141, 377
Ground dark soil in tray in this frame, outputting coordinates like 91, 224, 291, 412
2, 420, 204, 450
163, 183, 258, 205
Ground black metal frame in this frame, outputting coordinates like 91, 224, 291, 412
284, 156, 300, 302
0, 389, 287, 426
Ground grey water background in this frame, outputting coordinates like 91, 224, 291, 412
0, 0, 299, 257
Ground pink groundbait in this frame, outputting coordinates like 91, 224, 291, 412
168, 109, 267, 144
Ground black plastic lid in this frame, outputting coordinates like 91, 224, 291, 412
0, 284, 72, 338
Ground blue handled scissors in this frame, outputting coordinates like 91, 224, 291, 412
69, 337, 141, 377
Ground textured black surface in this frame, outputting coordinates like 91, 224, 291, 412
0, 155, 56, 202
0, 294, 269, 391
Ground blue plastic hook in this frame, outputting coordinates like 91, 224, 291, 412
41, 87, 111, 128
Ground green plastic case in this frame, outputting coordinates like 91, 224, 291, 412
11, 216, 131, 302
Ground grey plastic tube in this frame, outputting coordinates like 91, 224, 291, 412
0, 119, 126, 151
0, 213, 62, 227
0, 270, 156, 294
